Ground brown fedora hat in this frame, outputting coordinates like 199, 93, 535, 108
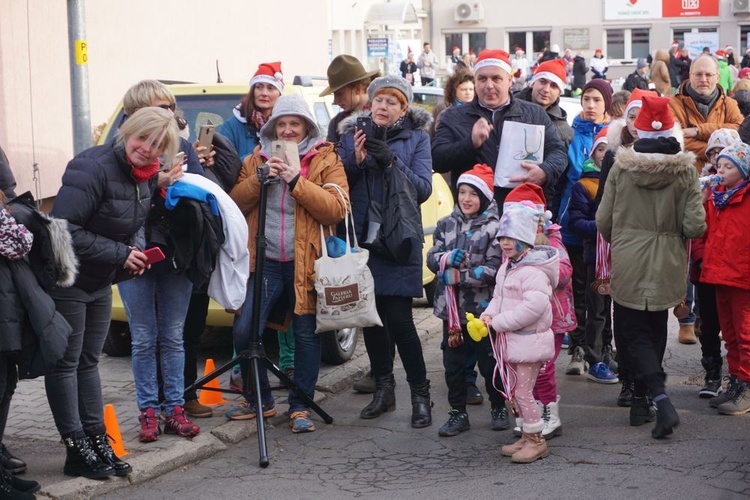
320, 55, 380, 97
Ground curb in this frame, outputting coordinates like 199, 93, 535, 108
37, 312, 441, 498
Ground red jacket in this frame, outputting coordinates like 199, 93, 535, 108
702, 184, 750, 290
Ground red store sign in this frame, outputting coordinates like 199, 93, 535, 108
662, 0, 719, 17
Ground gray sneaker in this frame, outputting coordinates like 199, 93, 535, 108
565, 346, 586, 375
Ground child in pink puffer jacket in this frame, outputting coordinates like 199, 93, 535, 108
506, 184, 576, 440
481, 201, 559, 464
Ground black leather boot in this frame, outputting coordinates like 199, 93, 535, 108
0, 465, 35, 500
88, 432, 132, 476
360, 374, 396, 419
410, 380, 433, 428
652, 397, 680, 439
62, 435, 114, 479
629, 396, 655, 426
0, 444, 25, 475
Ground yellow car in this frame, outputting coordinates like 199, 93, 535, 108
101, 79, 453, 363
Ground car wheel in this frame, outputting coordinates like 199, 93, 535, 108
424, 279, 437, 307
320, 327, 359, 365
103, 321, 132, 357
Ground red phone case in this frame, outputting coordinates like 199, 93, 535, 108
143, 247, 165, 265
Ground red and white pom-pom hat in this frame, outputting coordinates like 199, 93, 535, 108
249, 61, 284, 93
633, 94, 676, 139
473, 49, 512, 75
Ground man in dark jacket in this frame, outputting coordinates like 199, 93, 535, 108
433, 49, 567, 209
0, 146, 16, 199
623, 58, 650, 92
668, 47, 688, 89
514, 59, 574, 218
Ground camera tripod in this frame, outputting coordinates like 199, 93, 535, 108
185, 164, 333, 467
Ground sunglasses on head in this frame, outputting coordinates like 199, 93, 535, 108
157, 103, 176, 111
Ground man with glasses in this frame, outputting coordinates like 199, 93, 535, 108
669, 54, 743, 168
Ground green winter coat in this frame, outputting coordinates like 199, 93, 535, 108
596, 146, 706, 311
718, 59, 733, 95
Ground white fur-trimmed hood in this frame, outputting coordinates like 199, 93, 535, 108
614, 145, 697, 190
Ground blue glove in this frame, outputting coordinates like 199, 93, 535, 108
448, 248, 467, 267
438, 269, 461, 286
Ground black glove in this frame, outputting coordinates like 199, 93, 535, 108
365, 137, 394, 168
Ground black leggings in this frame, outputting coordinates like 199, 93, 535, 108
363, 296, 427, 386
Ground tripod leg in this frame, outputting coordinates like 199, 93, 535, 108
250, 356, 270, 468
264, 359, 334, 424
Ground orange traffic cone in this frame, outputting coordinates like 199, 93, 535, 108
198, 358, 226, 406
103, 404, 129, 457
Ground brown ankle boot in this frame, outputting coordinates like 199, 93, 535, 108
501, 435, 526, 457
678, 324, 697, 344
511, 432, 549, 463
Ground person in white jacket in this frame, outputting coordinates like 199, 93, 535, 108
590, 49, 609, 80
417, 42, 440, 85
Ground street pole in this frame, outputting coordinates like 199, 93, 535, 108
67, 0, 91, 155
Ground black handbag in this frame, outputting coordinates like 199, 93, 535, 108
361, 167, 423, 265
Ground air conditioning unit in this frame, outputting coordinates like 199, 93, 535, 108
733, 0, 750, 15
454, 2, 485, 22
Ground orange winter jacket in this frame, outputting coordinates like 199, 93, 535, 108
669, 81, 743, 169
230, 142, 349, 315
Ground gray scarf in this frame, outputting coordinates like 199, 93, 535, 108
685, 83, 720, 119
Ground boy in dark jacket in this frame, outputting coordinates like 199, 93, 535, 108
568, 128, 617, 384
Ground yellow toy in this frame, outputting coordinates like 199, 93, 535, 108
465, 312, 488, 342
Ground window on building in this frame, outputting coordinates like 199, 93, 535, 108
631, 28, 650, 58
606, 27, 650, 61
533, 31, 550, 53
606, 29, 625, 59
508, 30, 550, 57
444, 32, 486, 56
742, 26, 750, 55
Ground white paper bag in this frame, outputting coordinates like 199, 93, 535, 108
494, 121, 545, 188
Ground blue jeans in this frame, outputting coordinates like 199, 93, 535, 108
118, 272, 193, 413
679, 278, 697, 325
233, 260, 320, 412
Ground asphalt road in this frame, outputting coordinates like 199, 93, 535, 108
100, 312, 750, 500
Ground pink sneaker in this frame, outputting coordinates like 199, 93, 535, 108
164, 405, 200, 438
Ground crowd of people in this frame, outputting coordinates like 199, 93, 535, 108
1, 40, 749, 495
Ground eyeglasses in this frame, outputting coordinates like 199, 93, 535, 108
706, 150, 719, 160
157, 103, 176, 111
691, 72, 717, 80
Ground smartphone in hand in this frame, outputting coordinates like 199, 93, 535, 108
143, 246, 166, 265
168, 151, 185, 171
356, 116, 373, 137
197, 125, 215, 158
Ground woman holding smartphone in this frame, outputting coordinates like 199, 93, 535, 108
47, 107, 183, 479
337, 76, 434, 428
229, 93, 348, 433
115, 81, 207, 444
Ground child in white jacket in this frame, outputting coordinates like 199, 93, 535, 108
481, 201, 559, 464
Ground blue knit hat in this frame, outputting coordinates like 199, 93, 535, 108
717, 142, 750, 179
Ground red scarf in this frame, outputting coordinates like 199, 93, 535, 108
251, 109, 269, 132
127, 155, 161, 183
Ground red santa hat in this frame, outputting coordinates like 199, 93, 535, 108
624, 88, 657, 117
726, 44, 733, 51
633, 94, 676, 139
671, 40, 680, 47
595, 48, 603, 54
456, 164, 494, 202
473, 49, 512, 75
592, 127, 608, 154
531, 59, 567, 91
505, 182, 547, 207
452, 45, 460, 52
249, 61, 284, 93
716, 49, 727, 58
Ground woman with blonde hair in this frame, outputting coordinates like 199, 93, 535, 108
47, 107, 182, 479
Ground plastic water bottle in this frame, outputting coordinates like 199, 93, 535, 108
699, 174, 721, 189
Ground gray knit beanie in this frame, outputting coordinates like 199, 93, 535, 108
367, 75, 413, 103
260, 93, 320, 143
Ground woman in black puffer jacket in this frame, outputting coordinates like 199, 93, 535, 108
46, 107, 183, 480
